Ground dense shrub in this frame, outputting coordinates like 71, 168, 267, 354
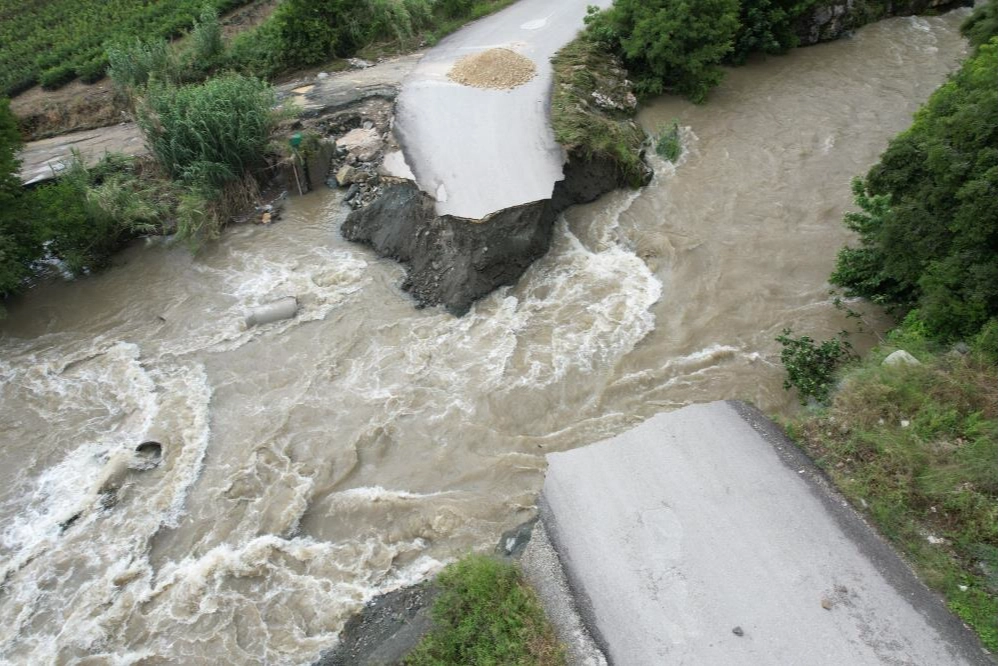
961, 0, 997, 49
776, 328, 854, 404
831, 40, 998, 342
729, 0, 816, 64
107, 38, 179, 93
137, 74, 275, 187
262, 0, 434, 71
184, 6, 226, 77
0, 98, 42, 302
39, 64, 78, 90
655, 121, 682, 162
585, 0, 740, 102
226, 21, 286, 78
77, 55, 109, 84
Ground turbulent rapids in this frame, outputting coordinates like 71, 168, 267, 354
0, 12, 970, 664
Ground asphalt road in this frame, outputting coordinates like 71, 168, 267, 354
541, 401, 991, 665
390, 0, 611, 219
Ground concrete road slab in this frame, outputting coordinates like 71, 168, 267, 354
541, 401, 990, 665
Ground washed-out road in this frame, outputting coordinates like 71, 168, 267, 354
390, 0, 611, 219
541, 401, 991, 665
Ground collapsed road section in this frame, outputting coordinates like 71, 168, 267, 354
539, 401, 991, 665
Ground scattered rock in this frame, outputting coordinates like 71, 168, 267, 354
314, 580, 438, 666
732, 626, 744, 637
344, 184, 360, 201
336, 165, 364, 186
348, 57, 373, 69
495, 517, 538, 559
882, 349, 921, 367
821, 598, 833, 610
336, 127, 384, 162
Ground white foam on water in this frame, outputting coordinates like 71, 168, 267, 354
0, 346, 214, 663
157, 245, 370, 357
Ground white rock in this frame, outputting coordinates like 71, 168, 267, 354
882, 350, 920, 367
336, 127, 383, 162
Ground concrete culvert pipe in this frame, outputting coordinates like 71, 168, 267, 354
245, 297, 298, 328
135, 441, 162, 460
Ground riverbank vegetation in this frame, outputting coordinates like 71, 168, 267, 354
0, 69, 279, 308
780, 17, 997, 649
785, 323, 997, 650
830, 37, 997, 341
581, 0, 968, 102
550, 38, 648, 187
405, 555, 564, 665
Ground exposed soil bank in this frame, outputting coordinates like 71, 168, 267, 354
342, 151, 648, 315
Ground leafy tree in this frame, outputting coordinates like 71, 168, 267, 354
832, 40, 998, 341
586, 0, 741, 102
961, 0, 997, 49
728, 0, 816, 64
0, 98, 42, 302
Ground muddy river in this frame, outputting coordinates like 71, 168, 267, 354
0, 12, 969, 664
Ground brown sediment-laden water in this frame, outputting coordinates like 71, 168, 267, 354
0, 12, 969, 664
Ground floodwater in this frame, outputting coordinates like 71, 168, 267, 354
0, 12, 969, 664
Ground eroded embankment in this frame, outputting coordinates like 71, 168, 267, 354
341, 44, 649, 315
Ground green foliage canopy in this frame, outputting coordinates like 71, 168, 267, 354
585, 0, 741, 102
831, 39, 998, 341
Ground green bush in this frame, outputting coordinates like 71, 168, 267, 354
39, 63, 78, 90
137, 74, 276, 188
831, 39, 997, 342
184, 6, 225, 77
776, 328, 854, 404
655, 121, 682, 162
107, 38, 178, 92
406, 555, 564, 666
439, 0, 474, 19
0, 98, 43, 304
77, 54, 109, 84
30, 155, 168, 275
961, 0, 997, 49
729, 0, 815, 64
585, 0, 740, 102
226, 23, 285, 78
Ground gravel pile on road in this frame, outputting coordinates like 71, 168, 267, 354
447, 48, 536, 90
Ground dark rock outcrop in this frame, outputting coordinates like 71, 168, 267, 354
795, 0, 971, 45
342, 151, 649, 316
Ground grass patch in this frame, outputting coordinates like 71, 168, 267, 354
406, 555, 565, 666
785, 320, 998, 650
551, 37, 648, 187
